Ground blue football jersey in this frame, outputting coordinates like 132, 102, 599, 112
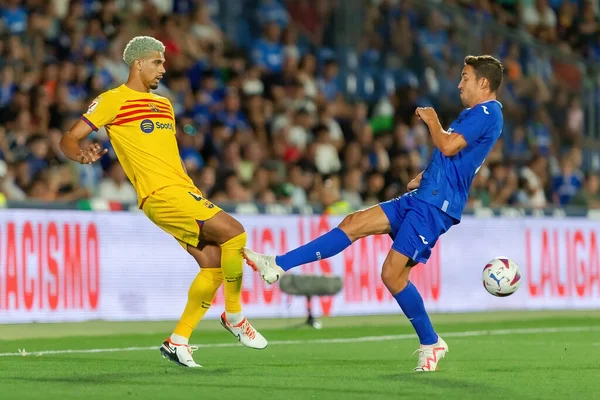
414, 100, 504, 221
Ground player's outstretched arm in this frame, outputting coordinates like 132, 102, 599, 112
407, 171, 424, 191
60, 119, 108, 164
415, 107, 467, 157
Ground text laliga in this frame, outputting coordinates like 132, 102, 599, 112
526, 228, 600, 297
0, 221, 100, 310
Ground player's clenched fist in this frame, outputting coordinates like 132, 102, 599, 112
415, 107, 440, 127
79, 143, 108, 164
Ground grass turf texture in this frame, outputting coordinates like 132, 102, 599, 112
1, 310, 599, 400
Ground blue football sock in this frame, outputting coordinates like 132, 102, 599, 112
393, 281, 438, 345
275, 227, 352, 271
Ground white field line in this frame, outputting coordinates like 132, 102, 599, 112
0, 325, 597, 358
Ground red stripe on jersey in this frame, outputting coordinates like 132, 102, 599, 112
124, 98, 170, 107
115, 108, 172, 119
118, 103, 171, 112
112, 113, 173, 126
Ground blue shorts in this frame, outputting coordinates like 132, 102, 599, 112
379, 194, 456, 264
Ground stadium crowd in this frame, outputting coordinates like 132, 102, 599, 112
0, 0, 599, 213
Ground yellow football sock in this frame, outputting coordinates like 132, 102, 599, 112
220, 231, 247, 315
173, 268, 223, 339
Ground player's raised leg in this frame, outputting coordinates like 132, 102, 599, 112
201, 210, 268, 349
160, 243, 223, 367
242, 204, 392, 283
381, 249, 448, 372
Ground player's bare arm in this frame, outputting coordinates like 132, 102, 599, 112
59, 119, 108, 164
407, 171, 424, 191
415, 107, 467, 157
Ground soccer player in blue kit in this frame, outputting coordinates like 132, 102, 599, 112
243, 55, 504, 371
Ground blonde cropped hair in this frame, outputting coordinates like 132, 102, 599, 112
122, 36, 165, 67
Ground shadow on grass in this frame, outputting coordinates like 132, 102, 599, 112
2, 364, 513, 399
3, 372, 420, 397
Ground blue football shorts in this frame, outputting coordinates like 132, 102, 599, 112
379, 193, 456, 264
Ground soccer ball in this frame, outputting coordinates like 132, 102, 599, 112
482, 257, 522, 297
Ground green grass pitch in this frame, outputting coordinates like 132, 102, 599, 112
1, 310, 599, 400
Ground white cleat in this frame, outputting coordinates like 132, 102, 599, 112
160, 338, 202, 368
220, 312, 268, 350
241, 247, 284, 284
413, 337, 448, 372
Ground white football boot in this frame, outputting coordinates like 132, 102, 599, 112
160, 338, 202, 368
413, 337, 448, 372
241, 247, 284, 284
220, 312, 268, 349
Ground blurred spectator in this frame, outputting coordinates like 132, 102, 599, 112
288, 0, 327, 46
317, 59, 339, 102
569, 173, 600, 208
517, 156, 549, 208
252, 21, 284, 74
239, 140, 264, 183
363, 171, 386, 206
0, 159, 26, 200
321, 177, 353, 215
552, 148, 584, 205
314, 124, 341, 175
297, 53, 318, 100
488, 162, 519, 207
191, 4, 224, 47
257, 0, 290, 29
505, 125, 531, 166
522, 0, 557, 42
341, 168, 364, 210
288, 107, 313, 152
0, 65, 17, 108
286, 164, 309, 207
196, 166, 217, 197
418, 10, 448, 64
565, 96, 584, 146
527, 108, 553, 157
468, 166, 492, 208
213, 88, 247, 131
98, 162, 137, 203
1, 0, 28, 35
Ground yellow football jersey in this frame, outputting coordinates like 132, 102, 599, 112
81, 84, 194, 206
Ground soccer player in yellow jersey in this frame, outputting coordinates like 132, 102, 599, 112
59, 36, 267, 367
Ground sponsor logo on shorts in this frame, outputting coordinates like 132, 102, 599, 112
189, 192, 215, 208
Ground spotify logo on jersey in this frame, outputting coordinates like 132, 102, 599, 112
140, 119, 154, 134
156, 122, 173, 130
